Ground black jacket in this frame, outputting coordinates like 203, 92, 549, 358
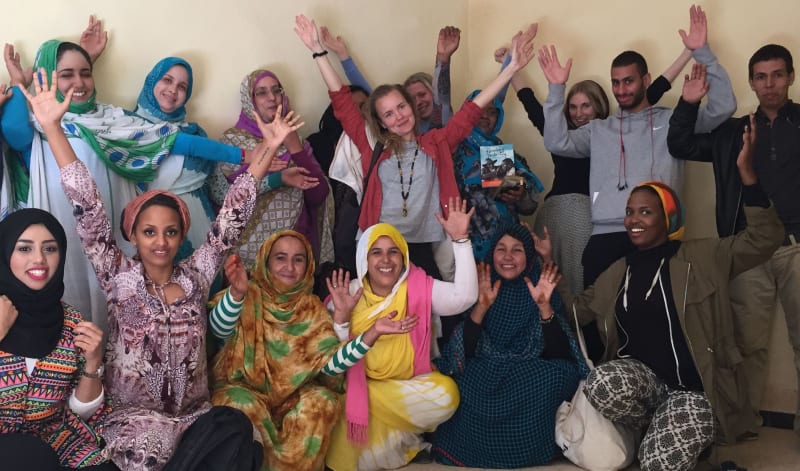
667, 98, 750, 237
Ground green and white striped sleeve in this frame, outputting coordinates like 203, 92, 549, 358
321, 333, 372, 376
209, 288, 243, 340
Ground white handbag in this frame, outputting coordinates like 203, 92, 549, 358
554, 308, 636, 471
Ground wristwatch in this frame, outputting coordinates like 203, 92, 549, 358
82, 364, 105, 379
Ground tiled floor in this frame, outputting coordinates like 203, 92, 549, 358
406, 426, 800, 470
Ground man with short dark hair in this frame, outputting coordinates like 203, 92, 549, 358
668, 43, 800, 438
540, 5, 736, 288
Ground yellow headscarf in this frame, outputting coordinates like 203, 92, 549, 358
351, 223, 416, 380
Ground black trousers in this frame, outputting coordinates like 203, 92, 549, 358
0, 433, 119, 471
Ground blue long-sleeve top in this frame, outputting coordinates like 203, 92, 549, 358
341, 57, 372, 94
1, 88, 241, 169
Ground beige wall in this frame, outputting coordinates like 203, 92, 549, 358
4, 0, 797, 412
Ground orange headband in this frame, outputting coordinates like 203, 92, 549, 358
122, 190, 191, 240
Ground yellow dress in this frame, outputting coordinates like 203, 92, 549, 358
325, 223, 460, 470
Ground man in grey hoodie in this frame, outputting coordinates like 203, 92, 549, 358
538, 4, 736, 289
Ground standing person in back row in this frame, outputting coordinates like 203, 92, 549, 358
539, 5, 736, 289
668, 43, 800, 440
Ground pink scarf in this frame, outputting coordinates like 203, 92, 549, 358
345, 265, 433, 445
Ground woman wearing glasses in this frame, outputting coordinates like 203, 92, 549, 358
208, 69, 332, 269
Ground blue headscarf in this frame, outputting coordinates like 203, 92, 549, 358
134, 57, 205, 137
462, 90, 504, 152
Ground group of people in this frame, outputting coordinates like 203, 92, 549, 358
0, 4, 797, 471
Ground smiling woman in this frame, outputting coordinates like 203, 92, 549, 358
295, 14, 538, 280
0, 209, 114, 471
208, 68, 332, 271
21, 65, 303, 470
1, 39, 262, 336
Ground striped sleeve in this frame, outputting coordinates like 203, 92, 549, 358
321, 333, 372, 376
209, 288, 244, 340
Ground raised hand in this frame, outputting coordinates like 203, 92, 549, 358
737, 114, 757, 185
223, 254, 249, 301
524, 261, 561, 308
320, 26, 349, 60
19, 69, 71, 128
679, 4, 708, 51
681, 62, 709, 104
294, 14, 323, 52
0, 295, 18, 343
494, 47, 510, 64
538, 45, 572, 85
525, 223, 553, 265
326, 268, 363, 323
79, 15, 108, 63
437, 26, 461, 64
435, 196, 474, 241
469, 262, 500, 325
281, 166, 320, 191
4, 43, 32, 88
72, 321, 104, 371
507, 23, 538, 73
477, 262, 501, 309
256, 104, 304, 152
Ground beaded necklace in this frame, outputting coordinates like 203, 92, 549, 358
396, 143, 419, 217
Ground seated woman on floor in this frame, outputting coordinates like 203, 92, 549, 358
208, 230, 409, 471
23, 68, 302, 471
431, 223, 588, 468
572, 115, 783, 471
0, 209, 117, 471
322, 196, 478, 471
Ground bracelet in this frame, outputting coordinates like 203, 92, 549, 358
312, 50, 329, 59
540, 315, 554, 325
453, 237, 470, 244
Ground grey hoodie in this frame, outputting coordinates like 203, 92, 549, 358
543, 44, 736, 234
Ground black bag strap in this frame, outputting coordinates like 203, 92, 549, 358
361, 141, 384, 199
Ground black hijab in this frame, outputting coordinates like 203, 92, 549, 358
0, 209, 67, 358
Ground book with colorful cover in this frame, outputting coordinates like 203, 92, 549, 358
480, 144, 515, 188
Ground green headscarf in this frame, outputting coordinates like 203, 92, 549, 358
30, 39, 179, 182
34, 40, 97, 114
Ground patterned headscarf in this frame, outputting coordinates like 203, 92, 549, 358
632, 181, 685, 240
233, 69, 290, 139
121, 190, 191, 241
34, 40, 97, 114
0, 209, 67, 357
211, 230, 340, 403
134, 57, 205, 137
31, 40, 181, 182
471, 224, 588, 373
